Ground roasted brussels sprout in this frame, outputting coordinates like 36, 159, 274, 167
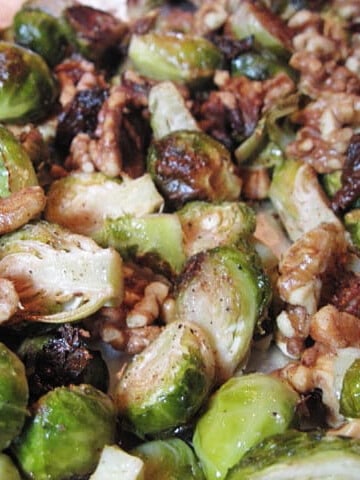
178, 201, 256, 257
269, 158, 342, 241
171, 245, 271, 382
17, 323, 109, 402
148, 81, 200, 140
227, 0, 293, 57
344, 209, 360, 249
90, 445, 145, 480
147, 130, 242, 209
62, 5, 127, 63
94, 213, 186, 277
0, 453, 21, 480
132, 438, 205, 479
128, 33, 223, 85
225, 430, 360, 479
0, 41, 58, 123
0, 220, 123, 323
0, 342, 28, 451
114, 320, 215, 437
340, 358, 360, 419
0, 125, 38, 198
13, 384, 116, 480
45, 172, 164, 237
193, 373, 299, 480
13, 8, 69, 66
231, 49, 296, 81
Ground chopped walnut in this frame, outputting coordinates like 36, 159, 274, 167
100, 324, 162, 354
275, 223, 348, 357
0, 186, 46, 235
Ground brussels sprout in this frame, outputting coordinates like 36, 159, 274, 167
225, 430, 360, 479
114, 320, 215, 437
13, 384, 116, 480
177, 201, 256, 257
171, 245, 271, 382
0, 342, 28, 451
90, 445, 145, 480
0, 453, 21, 480
269, 158, 342, 241
0, 125, 38, 198
147, 130, 242, 209
340, 358, 360, 419
94, 213, 186, 277
17, 323, 109, 402
231, 49, 296, 81
148, 81, 200, 140
132, 438, 205, 480
321, 170, 342, 198
62, 5, 127, 62
192, 373, 299, 480
0, 41, 58, 123
227, 0, 293, 57
45, 172, 164, 237
344, 209, 360, 249
0, 220, 123, 323
128, 33, 223, 85
13, 8, 69, 66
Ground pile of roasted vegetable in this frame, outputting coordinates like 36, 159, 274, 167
0, 0, 360, 478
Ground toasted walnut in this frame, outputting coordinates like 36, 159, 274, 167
0, 186, 46, 235
310, 304, 360, 349
126, 281, 170, 328
0, 278, 19, 323
100, 324, 162, 354
275, 223, 348, 357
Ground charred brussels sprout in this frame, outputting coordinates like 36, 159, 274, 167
147, 130, 242, 209
13, 384, 116, 480
0, 342, 28, 451
17, 323, 109, 402
132, 438, 205, 480
0, 41, 58, 123
193, 373, 299, 480
128, 33, 223, 85
225, 430, 360, 479
0, 220, 123, 323
13, 8, 69, 66
171, 245, 271, 382
227, 0, 293, 57
0, 125, 38, 198
114, 320, 215, 437
0, 454, 21, 480
178, 201, 256, 257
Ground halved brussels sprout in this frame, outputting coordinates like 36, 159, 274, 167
0, 125, 38, 198
269, 158, 342, 241
193, 373, 299, 480
148, 81, 200, 140
13, 8, 69, 66
132, 438, 205, 480
0, 41, 58, 123
114, 320, 215, 437
0, 220, 123, 323
340, 358, 360, 419
171, 245, 271, 382
0, 453, 21, 480
178, 201, 256, 257
45, 172, 164, 237
225, 430, 360, 479
94, 213, 186, 277
227, 0, 293, 57
0, 342, 28, 451
231, 49, 296, 81
147, 130, 242, 209
13, 384, 116, 480
128, 33, 223, 85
